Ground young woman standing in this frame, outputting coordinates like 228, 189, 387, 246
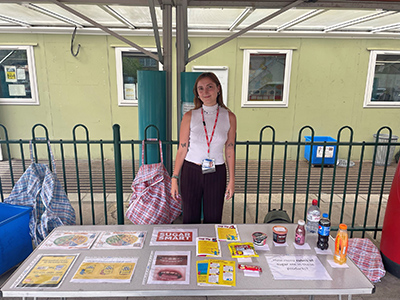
171, 72, 237, 224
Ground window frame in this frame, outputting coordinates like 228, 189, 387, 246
115, 47, 160, 107
0, 45, 39, 105
241, 49, 293, 108
364, 50, 400, 108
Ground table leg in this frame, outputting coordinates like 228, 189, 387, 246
309, 296, 315, 300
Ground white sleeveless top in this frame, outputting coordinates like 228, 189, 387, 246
185, 104, 230, 165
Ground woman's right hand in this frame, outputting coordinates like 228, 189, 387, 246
171, 179, 179, 201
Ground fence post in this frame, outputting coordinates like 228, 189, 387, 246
113, 124, 124, 224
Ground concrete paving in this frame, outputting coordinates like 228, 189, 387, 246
1, 192, 399, 300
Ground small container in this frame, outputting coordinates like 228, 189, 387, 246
272, 225, 288, 243
252, 232, 268, 246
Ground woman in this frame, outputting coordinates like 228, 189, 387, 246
171, 72, 237, 224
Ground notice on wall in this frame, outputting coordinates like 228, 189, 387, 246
265, 255, 332, 281
4, 65, 17, 82
8, 84, 26, 96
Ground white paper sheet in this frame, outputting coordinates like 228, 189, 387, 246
265, 255, 332, 281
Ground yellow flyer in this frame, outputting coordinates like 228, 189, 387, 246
17, 254, 78, 288
196, 237, 221, 257
206, 259, 236, 287
215, 224, 240, 241
71, 257, 138, 283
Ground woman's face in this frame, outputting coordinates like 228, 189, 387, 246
196, 77, 220, 106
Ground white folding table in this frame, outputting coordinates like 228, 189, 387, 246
0, 223, 374, 299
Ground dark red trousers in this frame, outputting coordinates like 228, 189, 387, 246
180, 160, 226, 224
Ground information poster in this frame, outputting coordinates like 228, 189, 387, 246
215, 224, 240, 241
265, 255, 332, 280
16, 254, 78, 288
92, 231, 146, 249
71, 257, 138, 283
150, 228, 197, 246
39, 231, 100, 250
147, 251, 191, 285
196, 237, 221, 257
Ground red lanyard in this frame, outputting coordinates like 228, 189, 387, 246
201, 106, 219, 157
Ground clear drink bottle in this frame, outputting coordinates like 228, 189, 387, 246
295, 219, 306, 245
306, 199, 320, 234
334, 224, 348, 265
317, 213, 330, 250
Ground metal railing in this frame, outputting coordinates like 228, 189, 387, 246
0, 123, 398, 241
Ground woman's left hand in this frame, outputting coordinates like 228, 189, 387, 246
225, 181, 235, 200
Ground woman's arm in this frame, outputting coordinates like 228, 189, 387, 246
171, 111, 191, 200
224, 111, 237, 200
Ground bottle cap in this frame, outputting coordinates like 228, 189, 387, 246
312, 199, 318, 206
298, 219, 305, 226
339, 224, 347, 230
323, 213, 328, 218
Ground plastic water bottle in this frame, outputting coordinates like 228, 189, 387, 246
317, 213, 330, 250
334, 224, 349, 265
306, 199, 320, 234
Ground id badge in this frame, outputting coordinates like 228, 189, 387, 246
202, 158, 216, 174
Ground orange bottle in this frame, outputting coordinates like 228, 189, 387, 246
334, 224, 348, 265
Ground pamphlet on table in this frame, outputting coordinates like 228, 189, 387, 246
150, 228, 197, 246
92, 231, 146, 249
71, 257, 138, 283
15, 254, 78, 288
39, 231, 100, 250
147, 251, 191, 284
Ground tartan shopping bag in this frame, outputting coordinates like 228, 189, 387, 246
347, 238, 386, 283
5, 141, 76, 246
126, 140, 182, 224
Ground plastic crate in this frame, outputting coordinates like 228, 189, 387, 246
304, 136, 337, 165
0, 202, 33, 276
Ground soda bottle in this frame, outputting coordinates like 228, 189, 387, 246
295, 219, 306, 245
334, 224, 348, 265
317, 213, 330, 250
306, 199, 320, 234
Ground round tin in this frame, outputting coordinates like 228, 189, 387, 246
272, 226, 288, 243
252, 232, 268, 246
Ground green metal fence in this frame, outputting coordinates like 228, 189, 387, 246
0, 123, 398, 241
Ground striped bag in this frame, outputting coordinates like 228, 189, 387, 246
5, 141, 76, 246
126, 140, 182, 224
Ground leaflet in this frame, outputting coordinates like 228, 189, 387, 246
206, 259, 236, 287
150, 228, 197, 246
215, 224, 240, 241
92, 231, 146, 249
196, 237, 221, 257
15, 254, 78, 288
147, 251, 191, 284
39, 231, 100, 250
71, 257, 138, 283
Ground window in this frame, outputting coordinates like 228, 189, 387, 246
115, 47, 160, 106
241, 49, 292, 108
364, 50, 400, 108
0, 45, 39, 105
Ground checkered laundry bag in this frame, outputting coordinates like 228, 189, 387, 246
126, 140, 182, 224
347, 238, 386, 283
5, 141, 76, 246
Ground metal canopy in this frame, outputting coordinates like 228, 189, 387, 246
0, 1, 400, 36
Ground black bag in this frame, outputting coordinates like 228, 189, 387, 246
263, 209, 291, 223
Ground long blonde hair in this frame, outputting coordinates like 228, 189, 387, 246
193, 72, 228, 109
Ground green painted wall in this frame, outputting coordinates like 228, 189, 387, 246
0, 33, 399, 160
